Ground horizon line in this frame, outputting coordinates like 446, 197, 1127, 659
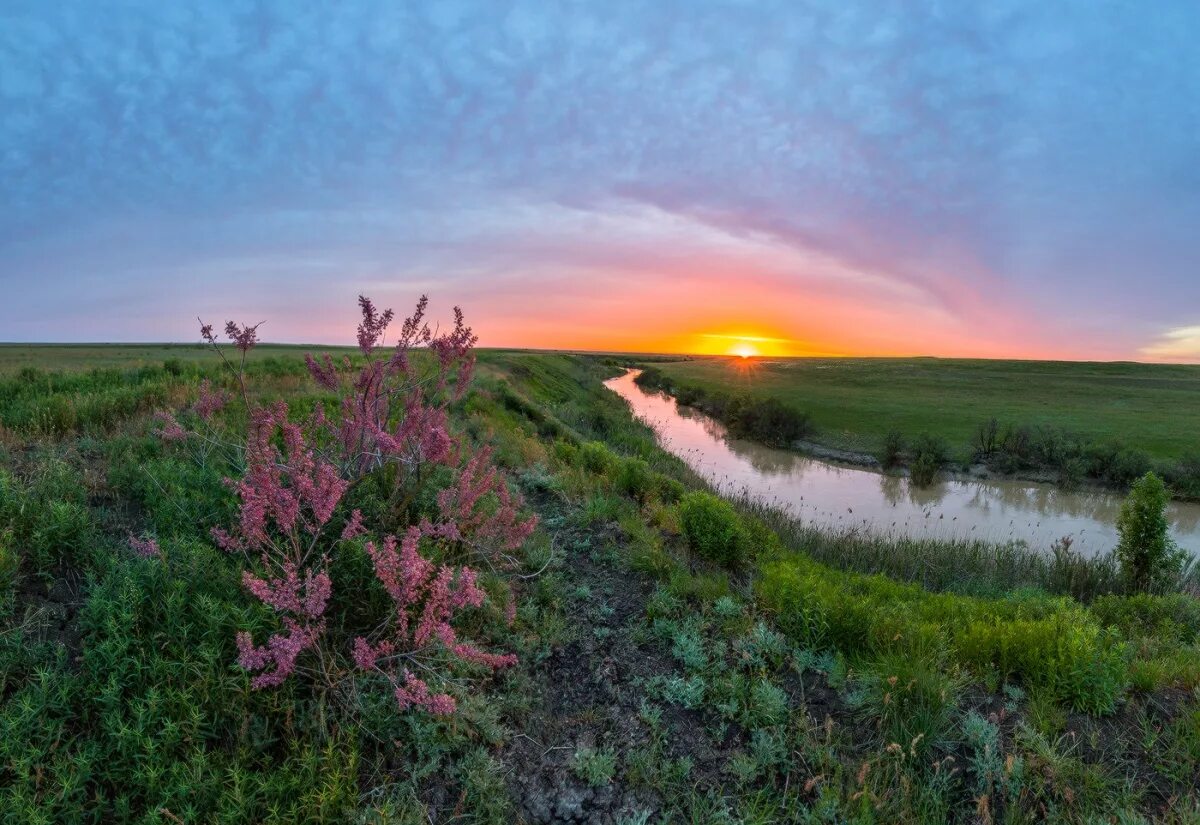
0, 340, 1195, 367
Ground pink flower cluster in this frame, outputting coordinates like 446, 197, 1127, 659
128, 534, 162, 559
192, 379, 228, 420
189, 295, 533, 718
211, 401, 347, 555
433, 446, 537, 552
352, 527, 517, 714
236, 620, 322, 689
153, 411, 187, 442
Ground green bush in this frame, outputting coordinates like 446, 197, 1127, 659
678, 491, 748, 566
1115, 472, 1186, 592
908, 433, 947, 487
1086, 443, 1153, 487
0, 460, 96, 572
850, 650, 962, 758
615, 458, 654, 502
654, 474, 686, 504
756, 557, 1128, 712
1091, 592, 1200, 644
1165, 453, 1200, 499
578, 441, 617, 474
879, 430, 905, 469
0, 540, 363, 822
725, 397, 812, 447
956, 617, 1126, 714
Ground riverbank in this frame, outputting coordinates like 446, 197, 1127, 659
606, 367, 1200, 559
632, 360, 1200, 501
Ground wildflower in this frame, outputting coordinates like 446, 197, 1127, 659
351, 637, 393, 670
236, 620, 321, 689
355, 294, 395, 356
192, 379, 228, 420
128, 534, 161, 559
394, 670, 456, 715
153, 411, 187, 442
305, 352, 340, 391
199, 296, 528, 718
242, 562, 331, 620
224, 320, 261, 353
340, 509, 365, 541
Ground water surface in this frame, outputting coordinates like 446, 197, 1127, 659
605, 369, 1200, 558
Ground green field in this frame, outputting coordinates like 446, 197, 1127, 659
0, 342, 358, 373
3, 342, 1200, 822
637, 355, 1200, 459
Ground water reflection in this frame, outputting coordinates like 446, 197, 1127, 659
606, 369, 1200, 558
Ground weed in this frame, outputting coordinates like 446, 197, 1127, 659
571, 746, 617, 787
678, 491, 748, 566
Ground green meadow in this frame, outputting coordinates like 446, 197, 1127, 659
634, 356, 1200, 497
636, 356, 1200, 459
1, 344, 1199, 823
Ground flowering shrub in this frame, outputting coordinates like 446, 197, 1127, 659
127, 534, 161, 559
169, 296, 535, 716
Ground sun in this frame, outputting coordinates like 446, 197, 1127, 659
729, 342, 759, 359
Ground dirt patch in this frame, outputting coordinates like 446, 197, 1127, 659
9, 566, 85, 670
499, 512, 751, 822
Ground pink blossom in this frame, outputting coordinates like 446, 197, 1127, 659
224, 320, 261, 353
128, 534, 161, 559
351, 637, 394, 670
356, 295, 395, 356
394, 671, 456, 715
242, 562, 331, 620
436, 447, 538, 552
153, 412, 187, 442
340, 509, 365, 541
192, 379, 228, 420
210, 526, 241, 552
236, 620, 321, 689
305, 353, 340, 391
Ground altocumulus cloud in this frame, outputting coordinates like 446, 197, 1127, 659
1, 0, 1199, 359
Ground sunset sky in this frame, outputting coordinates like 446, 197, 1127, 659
3, 2, 1199, 360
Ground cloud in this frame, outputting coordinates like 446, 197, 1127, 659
1141, 326, 1200, 362
1, 0, 1198, 358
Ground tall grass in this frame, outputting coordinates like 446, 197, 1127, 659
732, 492, 1125, 599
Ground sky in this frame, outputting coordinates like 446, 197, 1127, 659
2, 1, 1199, 361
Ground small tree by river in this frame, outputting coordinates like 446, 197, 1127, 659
1116, 472, 1185, 592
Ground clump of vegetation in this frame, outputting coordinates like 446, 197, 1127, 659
879, 429, 906, 469
1116, 472, 1186, 593
756, 554, 1129, 712
572, 746, 618, 786
909, 433, 948, 487
678, 491, 748, 566
634, 367, 812, 447
615, 457, 654, 503
174, 297, 535, 714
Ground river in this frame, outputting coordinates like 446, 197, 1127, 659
604, 369, 1200, 558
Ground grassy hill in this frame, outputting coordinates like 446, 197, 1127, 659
1, 344, 1198, 822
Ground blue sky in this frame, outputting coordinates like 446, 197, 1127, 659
2, 1, 1199, 359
